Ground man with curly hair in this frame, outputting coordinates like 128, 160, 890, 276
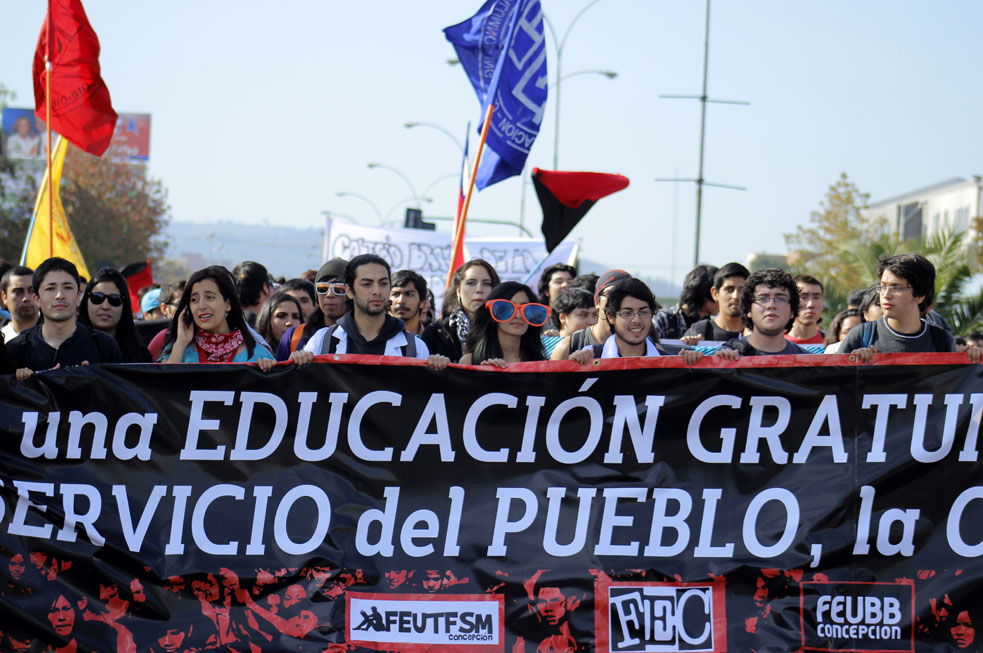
716, 268, 809, 358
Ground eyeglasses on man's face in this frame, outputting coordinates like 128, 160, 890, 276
752, 294, 790, 306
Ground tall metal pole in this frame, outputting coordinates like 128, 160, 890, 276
547, 0, 604, 170
656, 0, 747, 270
693, 0, 712, 266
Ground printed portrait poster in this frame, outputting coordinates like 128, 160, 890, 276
2, 107, 48, 160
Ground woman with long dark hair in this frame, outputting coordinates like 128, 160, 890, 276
459, 281, 547, 367
78, 268, 152, 363
422, 259, 500, 362
160, 266, 275, 369
255, 292, 303, 351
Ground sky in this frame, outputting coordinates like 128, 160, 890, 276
2, 1, 981, 284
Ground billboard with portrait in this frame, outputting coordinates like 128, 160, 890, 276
1, 107, 151, 162
1, 107, 48, 160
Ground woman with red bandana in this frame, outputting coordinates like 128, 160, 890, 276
159, 266, 275, 370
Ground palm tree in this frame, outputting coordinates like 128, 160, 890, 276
833, 227, 983, 334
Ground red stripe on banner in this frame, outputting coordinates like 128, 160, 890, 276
245, 352, 983, 371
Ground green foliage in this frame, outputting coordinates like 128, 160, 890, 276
61, 144, 171, 269
0, 139, 171, 269
789, 173, 983, 335
785, 172, 888, 292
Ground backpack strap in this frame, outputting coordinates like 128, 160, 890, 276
319, 324, 340, 355
860, 321, 876, 349
591, 343, 604, 358
570, 329, 585, 353
289, 325, 304, 353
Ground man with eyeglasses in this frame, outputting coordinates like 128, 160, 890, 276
584, 277, 699, 361
275, 258, 348, 360
716, 268, 809, 358
7, 257, 122, 378
550, 269, 628, 360
840, 254, 981, 362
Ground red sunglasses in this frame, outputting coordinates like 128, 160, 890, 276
485, 299, 551, 327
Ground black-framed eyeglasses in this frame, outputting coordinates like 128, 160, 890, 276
752, 294, 790, 306
89, 292, 123, 307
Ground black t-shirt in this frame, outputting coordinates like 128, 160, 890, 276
6, 323, 123, 371
683, 317, 741, 342
722, 337, 809, 356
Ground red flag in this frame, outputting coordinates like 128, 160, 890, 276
532, 168, 630, 252
121, 260, 154, 311
33, 0, 117, 157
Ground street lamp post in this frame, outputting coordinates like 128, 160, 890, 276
543, 0, 609, 170
368, 162, 423, 209
335, 192, 384, 225
404, 122, 465, 154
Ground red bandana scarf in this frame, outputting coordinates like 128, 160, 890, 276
195, 328, 244, 363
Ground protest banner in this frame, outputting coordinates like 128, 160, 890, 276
322, 217, 579, 306
0, 354, 980, 651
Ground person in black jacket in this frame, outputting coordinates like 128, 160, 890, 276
7, 257, 122, 379
0, 331, 15, 375
422, 258, 500, 362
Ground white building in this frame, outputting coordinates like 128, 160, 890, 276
861, 176, 983, 241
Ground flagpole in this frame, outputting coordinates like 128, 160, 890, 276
446, 103, 494, 289
45, 0, 54, 258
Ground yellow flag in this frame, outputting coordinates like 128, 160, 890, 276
21, 136, 90, 279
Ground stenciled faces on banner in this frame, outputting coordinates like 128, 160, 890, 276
0, 107, 150, 162
323, 217, 579, 306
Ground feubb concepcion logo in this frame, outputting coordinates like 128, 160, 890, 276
596, 581, 727, 653
800, 581, 914, 653
347, 592, 503, 649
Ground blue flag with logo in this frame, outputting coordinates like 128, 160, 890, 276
444, 0, 548, 189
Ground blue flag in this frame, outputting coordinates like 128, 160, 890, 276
444, 0, 548, 189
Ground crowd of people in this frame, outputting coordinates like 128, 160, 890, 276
1, 249, 981, 378
0, 251, 981, 652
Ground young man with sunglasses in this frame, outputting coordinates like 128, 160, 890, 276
841, 254, 982, 362
291, 255, 448, 369
716, 268, 809, 358
7, 257, 122, 379
275, 258, 348, 360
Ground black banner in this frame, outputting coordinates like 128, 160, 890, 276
0, 354, 981, 652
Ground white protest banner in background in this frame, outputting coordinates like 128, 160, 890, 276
323, 218, 579, 306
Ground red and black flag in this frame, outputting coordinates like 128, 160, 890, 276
532, 168, 629, 252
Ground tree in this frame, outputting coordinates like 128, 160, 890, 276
60, 144, 170, 270
785, 172, 887, 293
785, 173, 891, 322
0, 84, 39, 263
0, 145, 171, 270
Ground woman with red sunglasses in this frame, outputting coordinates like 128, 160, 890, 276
459, 281, 548, 367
